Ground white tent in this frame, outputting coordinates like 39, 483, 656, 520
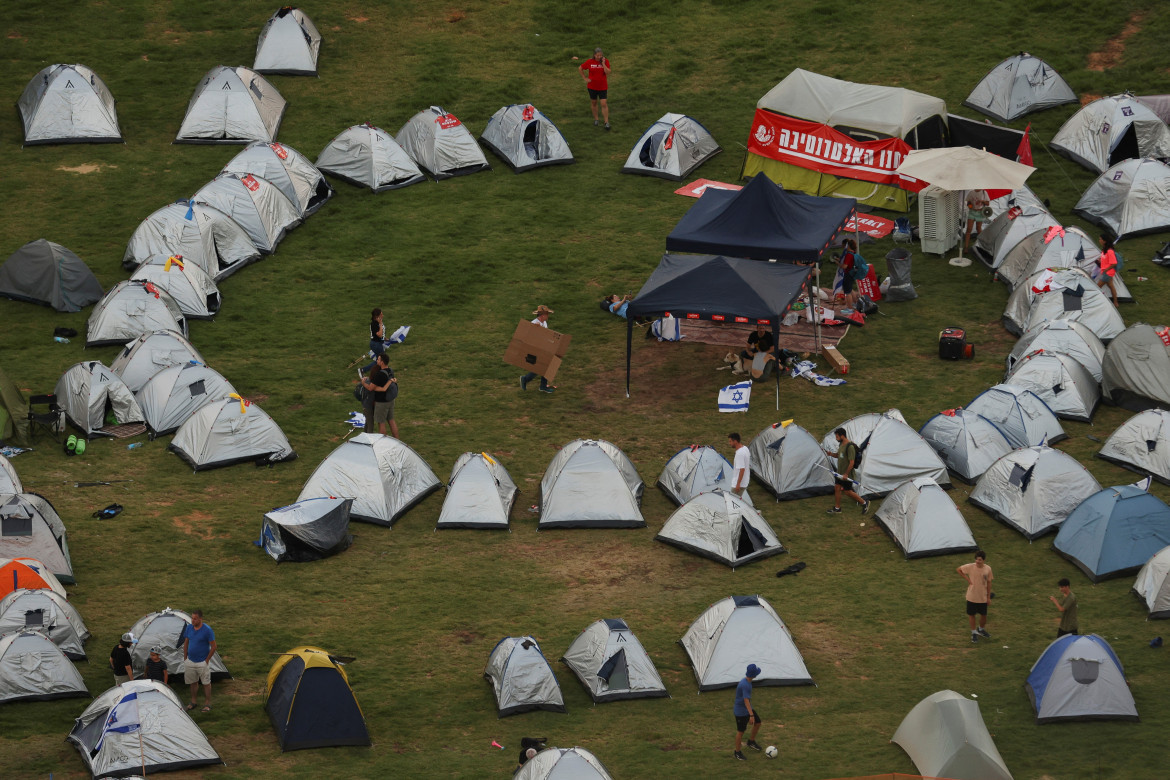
561, 618, 668, 702
919, 410, 1013, 485
298, 433, 440, 527
480, 104, 575, 172
620, 113, 720, 180
963, 53, 1077, 122
539, 439, 644, 528
656, 490, 783, 568
821, 409, 951, 498
875, 478, 978, 558
1026, 634, 1138, 722
253, 7, 321, 76
192, 172, 301, 254
223, 141, 333, 216
483, 635, 565, 716
18, 64, 122, 145
515, 747, 614, 780
1133, 545, 1170, 618
436, 452, 517, 530
996, 225, 1132, 301
87, 281, 187, 348
136, 362, 236, 436
0, 454, 21, 494
175, 65, 284, 144
974, 204, 1059, 270
892, 690, 1013, 780
0, 588, 89, 659
396, 106, 491, 180
1099, 409, 1170, 485
1002, 267, 1124, 341
110, 329, 205, 394
128, 607, 231, 682
657, 445, 748, 506
680, 594, 813, 691
0, 629, 88, 704
130, 254, 221, 319
970, 446, 1101, 539
0, 493, 73, 584
123, 200, 262, 281
1073, 157, 1170, 240
1052, 94, 1170, 173
54, 361, 145, 438
1003, 349, 1100, 423
749, 422, 834, 500
170, 396, 295, 471
316, 123, 427, 192
967, 384, 1065, 448
1008, 320, 1106, 381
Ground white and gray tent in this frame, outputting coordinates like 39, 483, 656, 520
970, 445, 1101, 539
919, 410, 1013, 484
1003, 268, 1124, 341
821, 410, 951, 498
561, 618, 668, 702
974, 204, 1059, 270
1073, 157, 1170, 239
128, 607, 232, 682
86, 280, 187, 348
892, 690, 1013, 780
483, 635, 566, 717
1003, 349, 1100, 423
253, 7, 321, 76
963, 53, 1076, 122
111, 329, 205, 394
967, 384, 1065, 448
316, 123, 427, 192
875, 478, 978, 558
657, 445, 749, 506
192, 172, 300, 254
0, 629, 88, 704
621, 113, 720, 180
54, 361, 145, 438
1101, 323, 1170, 411
18, 64, 122, 145
435, 452, 517, 530
396, 106, 491, 180
680, 595, 813, 691
539, 439, 644, 529
1052, 93, 1170, 173
68, 680, 223, 776
0, 239, 103, 313
0, 588, 88, 659
1099, 409, 1170, 485
136, 362, 236, 437
988, 185, 1047, 221
996, 226, 1132, 301
480, 103, 574, 172
170, 396, 295, 471
515, 747, 614, 780
130, 254, 221, 319
1133, 545, 1170, 618
0, 493, 73, 584
297, 433, 440, 526
748, 422, 835, 501
0, 454, 21, 494
223, 141, 333, 217
258, 496, 353, 563
1026, 634, 1138, 723
1008, 320, 1106, 382
123, 200, 261, 281
655, 490, 784, 568
175, 65, 284, 144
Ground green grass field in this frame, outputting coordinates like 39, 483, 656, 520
2, 1, 1170, 777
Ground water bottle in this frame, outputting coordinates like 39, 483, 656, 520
127, 443, 143, 450
1137, 276, 1149, 282
54, 336, 69, 344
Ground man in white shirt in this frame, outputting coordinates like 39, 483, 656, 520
520, 305, 556, 393
728, 433, 751, 499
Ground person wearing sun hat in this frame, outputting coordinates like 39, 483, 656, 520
109, 633, 136, 684
733, 663, 763, 760
520, 305, 557, 393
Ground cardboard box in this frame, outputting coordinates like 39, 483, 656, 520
503, 320, 572, 381
822, 345, 849, 375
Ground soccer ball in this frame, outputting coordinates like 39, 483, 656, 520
765, 745, 778, 759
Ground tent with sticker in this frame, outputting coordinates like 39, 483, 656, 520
1003, 349, 1100, 423
87, 280, 187, 348
656, 490, 784, 568
0, 239, 103, 313
136, 362, 236, 436
975, 204, 1060, 270
175, 65, 284, 144
257, 497, 353, 563
1052, 94, 1170, 173
223, 141, 333, 216
963, 53, 1077, 122
54, 361, 145, 438
1026, 634, 1138, 722
1073, 157, 1170, 240
480, 103, 575, 172
316, 123, 427, 192
1053, 484, 1170, 582
748, 422, 835, 500
170, 396, 295, 470
620, 113, 719, 180
657, 445, 749, 506
192, 172, 301, 254
1101, 323, 1170, 411
18, 63, 122, 145
253, 7, 321, 76
996, 226, 1133, 301
435, 452, 517, 530
0, 588, 88, 659
110, 330, 205, 394
123, 200, 262, 281
0, 493, 73, 584
967, 384, 1065, 448
539, 439, 644, 528
396, 106, 491, 180
483, 635, 566, 717
875, 478, 977, 558
561, 618, 668, 702
128, 607, 232, 682
919, 410, 1013, 484
1098, 409, 1170, 485
970, 445, 1101, 539
0, 629, 88, 704
1008, 320, 1106, 382
820, 409, 951, 498
1003, 268, 1124, 342
130, 254, 221, 319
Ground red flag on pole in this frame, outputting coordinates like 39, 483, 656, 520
1017, 123, 1033, 167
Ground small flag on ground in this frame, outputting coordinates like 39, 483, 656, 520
718, 381, 751, 412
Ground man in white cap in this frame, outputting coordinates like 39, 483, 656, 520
109, 633, 136, 684
520, 305, 557, 393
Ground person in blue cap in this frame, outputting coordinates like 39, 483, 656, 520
733, 663, 763, 760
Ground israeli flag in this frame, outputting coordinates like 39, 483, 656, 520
387, 325, 411, 344
95, 691, 141, 752
718, 381, 751, 413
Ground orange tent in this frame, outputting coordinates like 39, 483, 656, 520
0, 557, 67, 599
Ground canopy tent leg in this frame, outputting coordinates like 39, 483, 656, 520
625, 316, 633, 398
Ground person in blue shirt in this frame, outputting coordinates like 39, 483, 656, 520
733, 663, 763, 760
604, 294, 631, 318
182, 609, 217, 713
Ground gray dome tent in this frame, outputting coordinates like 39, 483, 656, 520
821, 409, 951, 498
136, 362, 236, 437
996, 226, 1132, 301
967, 384, 1065, 448
970, 446, 1102, 539
297, 433, 440, 527
875, 478, 978, 558
192, 172, 301, 254
128, 607, 231, 682
87, 280, 187, 348
963, 53, 1077, 123
748, 422, 834, 501
680, 595, 813, 691
974, 203, 1059, 270
655, 490, 784, 568
0, 588, 89, 659
621, 113, 720, 180
1008, 320, 1106, 381
257, 497, 353, 563
0, 454, 21, 493
1073, 157, 1170, 239
1003, 349, 1100, 423
483, 635, 566, 717
919, 409, 1013, 484
316, 123, 427, 192
1052, 94, 1170, 173
1101, 323, 1170, 411
123, 200, 261, 281
223, 141, 333, 217
1099, 409, 1170, 485
657, 445, 749, 506
561, 618, 668, 702
396, 106, 491, 180
130, 254, 221, 319
1003, 267, 1124, 341
515, 747, 614, 780
169, 396, 295, 471
539, 439, 644, 528
18, 64, 122, 145
1026, 634, 1138, 723
892, 690, 1012, 780
0, 629, 88, 704
110, 329, 205, 394
1133, 545, 1170, 618
480, 103, 574, 172
0, 493, 73, 584
68, 680, 223, 776
0, 239, 103, 313
253, 7, 321, 76
435, 452, 517, 530
175, 65, 284, 144
54, 361, 145, 438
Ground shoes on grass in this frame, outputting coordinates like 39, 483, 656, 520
539, 386, 556, 393
605, 122, 611, 130
827, 507, 842, 514
861, 499, 870, 515
520, 376, 529, 390
976, 627, 991, 638
971, 632, 979, 643
746, 740, 762, 751
594, 119, 599, 126
734, 751, 746, 761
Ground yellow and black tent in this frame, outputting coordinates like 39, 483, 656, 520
265, 646, 370, 751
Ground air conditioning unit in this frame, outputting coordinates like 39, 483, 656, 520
919, 185, 964, 255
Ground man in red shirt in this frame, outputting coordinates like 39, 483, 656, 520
580, 47, 611, 130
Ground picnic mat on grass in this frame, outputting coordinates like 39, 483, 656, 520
100, 423, 148, 439
677, 319, 849, 354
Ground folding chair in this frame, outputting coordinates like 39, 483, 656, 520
27, 394, 64, 442
892, 217, 913, 243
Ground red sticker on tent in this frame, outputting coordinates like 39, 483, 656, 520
757, 319, 771, 325
664, 127, 676, 150
436, 114, 462, 129
269, 142, 288, 160
522, 105, 535, 121
711, 314, 725, 321
686, 313, 700, 319
1158, 326, 1170, 346
734, 316, 749, 323
241, 174, 260, 191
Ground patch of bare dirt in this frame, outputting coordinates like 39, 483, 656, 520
172, 510, 229, 540
451, 628, 482, 645
287, 403, 304, 411
1088, 12, 1144, 71
447, 10, 466, 23
1080, 93, 1103, 106
8, 32, 24, 39
349, 16, 369, 23
581, 337, 713, 414
245, 394, 269, 404
57, 163, 115, 174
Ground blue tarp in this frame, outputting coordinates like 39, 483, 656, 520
1053, 485, 1170, 582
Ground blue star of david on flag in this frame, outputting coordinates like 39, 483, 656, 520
718, 381, 752, 412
